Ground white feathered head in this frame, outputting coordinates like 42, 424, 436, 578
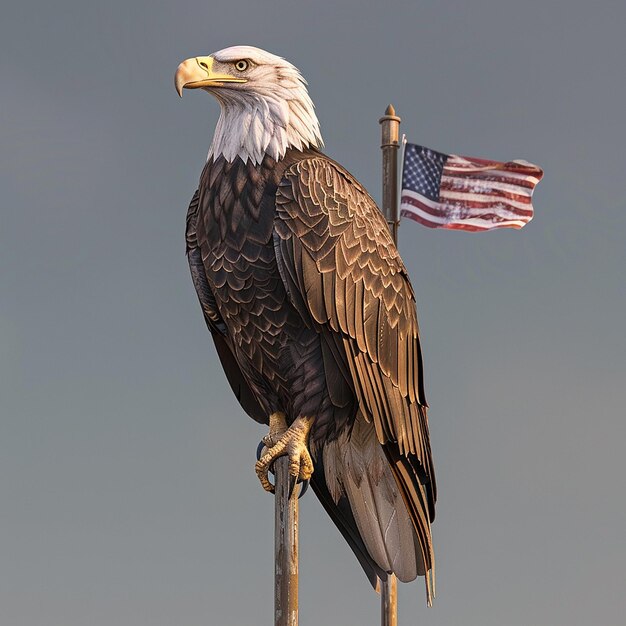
175, 45, 323, 164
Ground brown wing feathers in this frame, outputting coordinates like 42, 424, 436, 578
274, 156, 436, 591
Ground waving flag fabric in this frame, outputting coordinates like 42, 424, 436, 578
400, 142, 543, 232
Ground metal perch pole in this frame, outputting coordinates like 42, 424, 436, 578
379, 103, 401, 626
380, 104, 401, 243
274, 458, 300, 626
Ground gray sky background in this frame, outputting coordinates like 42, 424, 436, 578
2, 1, 625, 624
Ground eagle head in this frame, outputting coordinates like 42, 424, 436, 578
175, 45, 323, 164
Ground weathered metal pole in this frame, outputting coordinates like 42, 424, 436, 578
274, 458, 299, 626
379, 103, 401, 626
379, 103, 401, 243
381, 574, 398, 626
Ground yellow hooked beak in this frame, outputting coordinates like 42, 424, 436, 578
175, 56, 247, 97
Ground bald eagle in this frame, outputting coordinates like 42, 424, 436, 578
176, 45, 436, 603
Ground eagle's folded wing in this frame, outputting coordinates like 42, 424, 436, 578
273, 158, 436, 589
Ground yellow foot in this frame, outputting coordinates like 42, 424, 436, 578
262, 411, 288, 449
255, 415, 314, 493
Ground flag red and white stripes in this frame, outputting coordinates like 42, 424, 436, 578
400, 143, 543, 232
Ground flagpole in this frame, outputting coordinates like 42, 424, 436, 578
379, 103, 401, 626
379, 104, 401, 243
274, 458, 299, 626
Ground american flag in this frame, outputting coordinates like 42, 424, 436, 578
400, 142, 543, 232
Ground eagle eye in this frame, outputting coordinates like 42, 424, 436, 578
234, 60, 249, 72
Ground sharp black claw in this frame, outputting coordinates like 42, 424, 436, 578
298, 478, 309, 499
287, 475, 310, 499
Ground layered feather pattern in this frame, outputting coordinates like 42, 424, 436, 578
324, 417, 421, 583
273, 156, 436, 601
186, 147, 436, 602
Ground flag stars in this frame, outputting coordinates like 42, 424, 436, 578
402, 146, 447, 201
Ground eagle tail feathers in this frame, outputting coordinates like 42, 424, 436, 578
383, 444, 436, 605
323, 418, 427, 586
309, 457, 385, 591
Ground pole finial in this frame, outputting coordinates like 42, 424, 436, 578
379, 105, 401, 126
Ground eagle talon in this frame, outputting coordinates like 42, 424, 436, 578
255, 442, 310, 497
255, 415, 314, 493
298, 478, 310, 498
